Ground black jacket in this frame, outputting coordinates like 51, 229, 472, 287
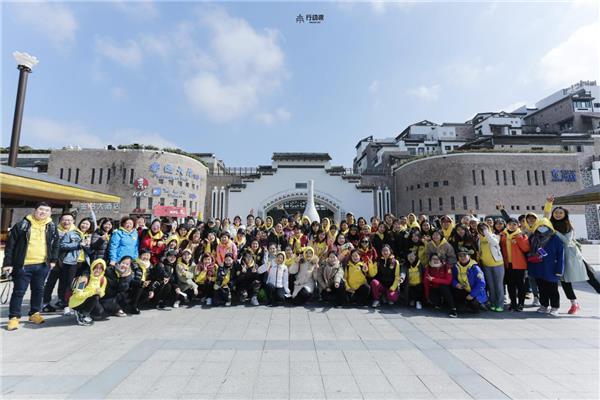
90, 230, 111, 262
104, 266, 134, 299
3, 217, 59, 270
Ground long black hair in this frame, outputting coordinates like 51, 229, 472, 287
550, 207, 572, 234
96, 217, 113, 234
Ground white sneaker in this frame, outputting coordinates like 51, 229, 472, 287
548, 307, 559, 316
372, 300, 380, 308
416, 301, 422, 310
532, 297, 541, 307
173, 300, 180, 308
250, 296, 259, 306
536, 306, 548, 313
225, 301, 231, 307
206, 298, 212, 306
63, 307, 73, 316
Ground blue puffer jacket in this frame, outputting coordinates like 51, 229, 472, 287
60, 230, 90, 265
527, 233, 564, 283
108, 228, 139, 264
452, 260, 488, 304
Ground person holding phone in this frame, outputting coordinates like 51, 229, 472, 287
69, 259, 107, 326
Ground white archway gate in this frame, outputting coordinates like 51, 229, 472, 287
258, 189, 344, 221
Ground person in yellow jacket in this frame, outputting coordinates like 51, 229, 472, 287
477, 223, 505, 312
69, 259, 107, 326
345, 250, 376, 306
403, 251, 424, 309
440, 215, 455, 241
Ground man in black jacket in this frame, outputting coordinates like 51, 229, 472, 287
2, 202, 59, 331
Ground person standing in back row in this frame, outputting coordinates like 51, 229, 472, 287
3, 203, 60, 331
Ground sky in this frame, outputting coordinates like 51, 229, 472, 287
2, 1, 599, 167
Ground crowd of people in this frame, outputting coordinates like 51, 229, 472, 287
2, 196, 598, 330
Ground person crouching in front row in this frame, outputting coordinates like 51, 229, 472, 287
69, 259, 108, 326
371, 245, 403, 308
316, 252, 346, 307
452, 248, 488, 314
259, 251, 290, 306
424, 253, 458, 318
212, 253, 234, 306
345, 249, 375, 306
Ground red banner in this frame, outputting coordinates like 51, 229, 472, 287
153, 205, 187, 218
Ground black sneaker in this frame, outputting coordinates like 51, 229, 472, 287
157, 301, 166, 309
74, 311, 90, 326
130, 307, 141, 315
42, 304, 57, 313
516, 304, 524, 312
448, 309, 458, 318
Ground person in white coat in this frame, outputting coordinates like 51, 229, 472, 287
550, 206, 591, 315
290, 247, 318, 305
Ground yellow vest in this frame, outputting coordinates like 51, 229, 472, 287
408, 262, 422, 286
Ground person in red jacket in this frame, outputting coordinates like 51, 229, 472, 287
139, 219, 166, 266
424, 253, 457, 318
500, 218, 530, 312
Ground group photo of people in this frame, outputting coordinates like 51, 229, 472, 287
2, 195, 598, 330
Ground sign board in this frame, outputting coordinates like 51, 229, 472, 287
153, 205, 187, 218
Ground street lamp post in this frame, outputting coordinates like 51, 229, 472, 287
8, 51, 38, 166
1, 51, 39, 232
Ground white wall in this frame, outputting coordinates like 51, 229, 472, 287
227, 168, 374, 223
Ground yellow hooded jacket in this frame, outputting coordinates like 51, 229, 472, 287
23, 214, 52, 266
68, 259, 107, 309
345, 259, 376, 291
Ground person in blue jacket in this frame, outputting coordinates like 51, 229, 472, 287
108, 216, 139, 267
452, 248, 488, 313
526, 215, 564, 316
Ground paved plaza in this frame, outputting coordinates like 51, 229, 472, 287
1, 277, 599, 400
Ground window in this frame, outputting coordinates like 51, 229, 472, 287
510, 205, 515, 210
419, 199, 423, 212
67, 168, 72, 182
503, 170, 507, 185
532, 205, 536, 210
174, 199, 178, 207
462, 196, 467, 210
481, 170, 485, 185
516, 205, 520, 210
186, 182, 189, 188
412, 200, 415, 213
107, 168, 111, 183
122, 169, 126, 184
130, 169, 135, 185
542, 170, 546, 185
135, 197, 141, 209
417, 184, 421, 189
147, 197, 153, 209
75, 168, 79, 184
439, 197, 443, 211
576, 145, 582, 152
425, 182, 429, 188
60, 168, 64, 179
511, 170, 516, 185
526, 206, 530, 210
169, 179, 174, 185
178, 181, 183, 187
295, 182, 308, 189
99, 168, 103, 184
475, 195, 479, 210
527, 170, 531, 185
433, 181, 439, 187
183, 200, 186, 208
406, 186, 409, 192
91, 168, 96, 184
443, 180, 448, 186
534, 170, 539, 185
450, 196, 455, 210
472, 170, 476, 185
160, 198, 165, 206
159, 179, 164, 184
495, 170, 500, 185
428, 198, 432, 212
559, 119, 573, 131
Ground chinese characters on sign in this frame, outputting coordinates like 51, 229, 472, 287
296, 14, 324, 23
551, 169, 577, 182
148, 162, 201, 181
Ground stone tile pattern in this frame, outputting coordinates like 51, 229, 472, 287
1, 282, 599, 400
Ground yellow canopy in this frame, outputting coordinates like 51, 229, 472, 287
0, 166, 120, 204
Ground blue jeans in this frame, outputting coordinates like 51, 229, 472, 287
9, 263, 50, 319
